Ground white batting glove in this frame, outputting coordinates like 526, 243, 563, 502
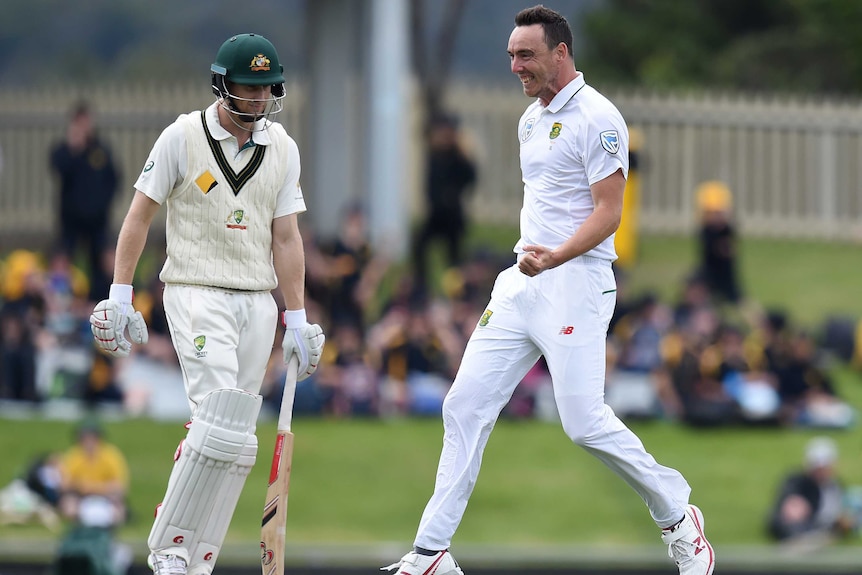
89, 284, 149, 358
281, 309, 325, 381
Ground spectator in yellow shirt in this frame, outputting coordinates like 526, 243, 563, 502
59, 420, 129, 527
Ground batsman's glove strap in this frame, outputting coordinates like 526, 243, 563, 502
109, 283, 134, 304
282, 309, 307, 329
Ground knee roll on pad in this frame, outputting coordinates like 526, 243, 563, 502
148, 388, 262, 571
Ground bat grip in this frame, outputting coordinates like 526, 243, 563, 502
278, 356, 299, 432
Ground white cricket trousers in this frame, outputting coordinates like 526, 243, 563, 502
414, 258, 691, 550
162, 284, 278, 413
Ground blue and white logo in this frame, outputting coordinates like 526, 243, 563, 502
600, 130, 620, 154
520, 117, 536, 142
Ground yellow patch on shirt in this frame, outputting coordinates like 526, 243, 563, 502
195, 171, 218, 194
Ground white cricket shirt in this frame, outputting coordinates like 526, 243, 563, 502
133, 102, 307, 291
514, 73, 629, 261
134, 102, 305, 219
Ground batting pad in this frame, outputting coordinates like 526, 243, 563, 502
148, 388, 262, 572
187, 436, 257, 574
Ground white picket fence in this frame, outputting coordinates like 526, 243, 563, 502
450, 84, 862, 240
1, 81, 861, 248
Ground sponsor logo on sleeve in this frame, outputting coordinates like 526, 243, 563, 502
600, 130, 620, 154
520, 117, 536, 142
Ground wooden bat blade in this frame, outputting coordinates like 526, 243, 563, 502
260, 430, 294, 575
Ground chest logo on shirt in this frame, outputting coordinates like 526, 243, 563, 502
520, 117, 536, 142
478, 309, 493, 327
226, 209, 247, 230
600, 130, 620, 154
549, 122, 563, 139
195, 171, 218, 194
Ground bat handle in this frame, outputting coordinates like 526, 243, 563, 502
278, 356, 300, 433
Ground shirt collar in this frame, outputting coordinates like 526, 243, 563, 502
205, 101, 273, 146
545, 72, 585, 114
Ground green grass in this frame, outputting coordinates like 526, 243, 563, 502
2, 231, 861, 558
2, 363, 861, 550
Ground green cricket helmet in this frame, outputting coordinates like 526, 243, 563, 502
211, 33, 285, 123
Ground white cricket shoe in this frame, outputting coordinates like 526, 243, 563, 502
147, 553, 187, 575
381, 550, 464, 575
661, 504, 715, 575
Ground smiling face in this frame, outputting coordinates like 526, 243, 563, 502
508, 24, 570, 107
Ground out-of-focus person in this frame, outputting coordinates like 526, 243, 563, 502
0, 309, 39, 401
767, 436, 858, 547
0, 452, 62, 531
694, 180, 742, 305
411, 113, 477, 294
49, 102, 120, 301
773, 330, 855, 428
55, 422, 133, 575
0, 250, 46, 402
58, 420, 129, 528
323, 204, 391, 331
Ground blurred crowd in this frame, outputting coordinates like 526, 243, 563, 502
1, 208, 860, 430
0, 105, 860, 430
0, 206, 499, 421
605, 180, 860, 430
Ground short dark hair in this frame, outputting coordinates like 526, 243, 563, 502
514, 5, 574, 60
71, 100, 90, 120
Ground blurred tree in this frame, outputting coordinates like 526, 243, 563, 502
0, 0, 304, 86
580, 0, 862, 94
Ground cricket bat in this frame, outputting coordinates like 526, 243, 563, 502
260, 356, 299, 575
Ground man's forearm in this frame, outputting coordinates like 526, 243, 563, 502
112, 191, 160, 286
553, 206, 621, 264
273, 235, 305, 311
113, 218, 149, 285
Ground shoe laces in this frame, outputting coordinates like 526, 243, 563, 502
667, 537, 695, 563
150, 554, 187, 575
665, 529, 709, 568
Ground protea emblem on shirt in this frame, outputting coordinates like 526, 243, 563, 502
549, 122, 562, 139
